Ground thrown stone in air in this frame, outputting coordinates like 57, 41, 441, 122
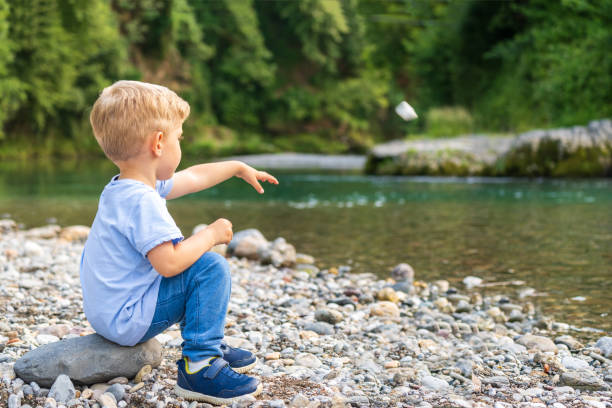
395, 101, 418, 121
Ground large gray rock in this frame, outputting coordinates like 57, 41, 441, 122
14, 334, 162, 387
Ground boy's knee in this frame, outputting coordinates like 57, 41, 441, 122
195, 251, 230, 280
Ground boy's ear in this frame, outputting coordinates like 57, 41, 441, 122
151, 131, 164, 157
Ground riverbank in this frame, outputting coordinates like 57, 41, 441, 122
365, 119, 612, 177
1, 220, 610, 407
201, 119, 612, 177
3, 119, 611, 178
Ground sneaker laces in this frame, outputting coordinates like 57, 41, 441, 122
221, 364, 244, 379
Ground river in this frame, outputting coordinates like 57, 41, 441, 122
0, 159, 610, 332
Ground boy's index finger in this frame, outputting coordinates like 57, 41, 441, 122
258, 172, 279, 184
267, 172, 279, 184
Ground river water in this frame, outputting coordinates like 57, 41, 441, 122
0, 159, 610, 332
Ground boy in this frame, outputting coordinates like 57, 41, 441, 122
80, 80, 278, 404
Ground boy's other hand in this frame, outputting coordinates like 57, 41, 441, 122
207, 218, 233, 245
148, 218, 233, 277
236, 163, 279, 194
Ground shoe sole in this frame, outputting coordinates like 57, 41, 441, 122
231, 357, 257, 374
174, 382, 262, 405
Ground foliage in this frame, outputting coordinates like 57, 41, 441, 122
425, 107, 474, 138
0, 0, 610, 158
410, 0, 612, 132
0, 0, 24, 140
1, 0, 125, 150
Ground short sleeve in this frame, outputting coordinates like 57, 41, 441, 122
156, 176, 174, 198
127, 191, 184, 256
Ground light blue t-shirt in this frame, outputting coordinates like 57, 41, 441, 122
80, 175, 183, 346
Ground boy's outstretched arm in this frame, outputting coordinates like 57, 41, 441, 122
166, 160, 278, 200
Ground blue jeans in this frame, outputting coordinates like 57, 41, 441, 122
137, 252, 231, 362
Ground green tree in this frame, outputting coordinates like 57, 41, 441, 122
3, 0, 126, 153
1, 0, 610, 158
0, 0, 25, 139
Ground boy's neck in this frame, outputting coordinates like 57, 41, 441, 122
116, 157, 158, 189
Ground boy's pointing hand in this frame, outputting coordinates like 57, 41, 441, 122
236, 163, 279, 194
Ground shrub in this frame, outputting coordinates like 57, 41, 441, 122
425, 107, 474, 137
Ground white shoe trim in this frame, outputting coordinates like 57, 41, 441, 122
232, 357, 257, 374
174, 382, 262, 405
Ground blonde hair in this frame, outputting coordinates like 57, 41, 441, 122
90, 80, 190, 161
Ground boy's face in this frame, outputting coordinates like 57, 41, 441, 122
157, 125, 183, 180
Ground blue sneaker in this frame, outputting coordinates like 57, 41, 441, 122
174, 357, 261, 405
220, 342, 257, 373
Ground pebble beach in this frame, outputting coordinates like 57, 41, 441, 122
0, 219, 611, 408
